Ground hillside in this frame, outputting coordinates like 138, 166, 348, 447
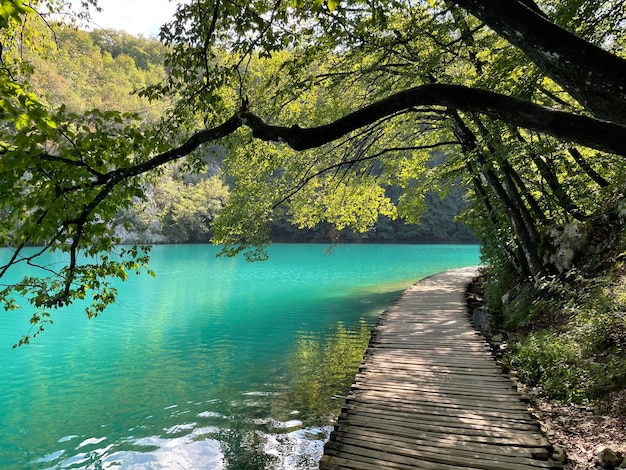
27, 25, 475, 245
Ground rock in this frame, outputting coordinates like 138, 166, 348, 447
597, 447, 623, 469
551, 445, 567, 463
491, 334, 503, 343
471, 308, 490, 332
470, 282, 483, 295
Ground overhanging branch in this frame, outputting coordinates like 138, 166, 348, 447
240, 84, 626, 156
453, 0, 626, 124
28, 83, 626, 274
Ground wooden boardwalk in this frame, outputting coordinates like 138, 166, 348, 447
319, 267, 562, 470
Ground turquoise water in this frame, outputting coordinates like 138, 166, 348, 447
0, 243, 480, 469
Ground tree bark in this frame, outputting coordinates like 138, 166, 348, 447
502, 160, 545, 223
530, 153, 587, 221
473, 152, 545, 278
466, 160, 531, 278
567, 147, 610, 189
448, 109, 545, 278
453, 0, 626, 124
509, 130, 587, 221
469, 115, 543, 245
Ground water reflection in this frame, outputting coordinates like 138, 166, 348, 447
286, 320, 372, 424
26, 319, 371, 469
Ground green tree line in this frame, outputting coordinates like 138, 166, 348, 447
21, 23, 473, 245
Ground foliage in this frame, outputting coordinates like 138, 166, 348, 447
120, 169, 230, 243
2, 0, 626, 352
492, 266, 626, 403
0, 6, 168, 343
509, 285, 626, 403
25, 23, 169, 119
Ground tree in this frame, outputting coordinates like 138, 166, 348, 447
1, 0, 626, 341
128, 171, 229, 243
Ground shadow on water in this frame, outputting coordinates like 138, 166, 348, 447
216, 425, 279, 470
212, 287, 407, 469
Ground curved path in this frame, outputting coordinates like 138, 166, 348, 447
319, 267, 562, 470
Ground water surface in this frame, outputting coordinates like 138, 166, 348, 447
0, 243, 480, 469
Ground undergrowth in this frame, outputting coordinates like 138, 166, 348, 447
485, 267, 626, 405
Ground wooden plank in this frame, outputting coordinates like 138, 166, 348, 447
329, 433, 560, 470
359, 365, 508, 380
341, 402, 540, 432
360, 357, 505, 370
350, 381, 526, 403
324, 441, 487, 470
351, 380, 522, 401
358, 367, 514, 385
320, 267, 560, 470
348, 389, 530, 414
361, 360, 504, 375
337, 410, 550, 446
335, 412, 550, 448
353, 372, 520, 394
333, 424, 551, 460
320, 453, 429, 470
345, 396, 536, 423
370, 339, 489, 347
364, 350, 499, 361
347, 384, 530, 413
324, 439, 558, 470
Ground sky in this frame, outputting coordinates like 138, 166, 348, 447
80, 0, 179, 37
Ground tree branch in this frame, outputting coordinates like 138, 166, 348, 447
17, 83, 624, 290
100, 114, 242, 185
453, 0, 626, 124
241, 84, 626, 156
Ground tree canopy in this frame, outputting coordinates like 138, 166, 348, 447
1, 0, 626, 343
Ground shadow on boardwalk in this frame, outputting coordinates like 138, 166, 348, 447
319, 267, 563, 470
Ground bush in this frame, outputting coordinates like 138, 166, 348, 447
511, 332, 591, 403
508, 282, 626, 404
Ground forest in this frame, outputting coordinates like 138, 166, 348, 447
1, 0, 626, 465
16, 23, 474, 245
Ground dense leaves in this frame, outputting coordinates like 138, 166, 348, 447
1, 0, 626, 357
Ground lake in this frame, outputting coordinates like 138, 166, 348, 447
0, 243, 480, 469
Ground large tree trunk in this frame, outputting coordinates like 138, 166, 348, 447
454, 0, 626, 125
466, 160, 531, 278
501, 158, 546, 222
501, 160, 545, 222
449, 109, 546, 278
474, 154, 545, 278
469, 116, 543, 247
